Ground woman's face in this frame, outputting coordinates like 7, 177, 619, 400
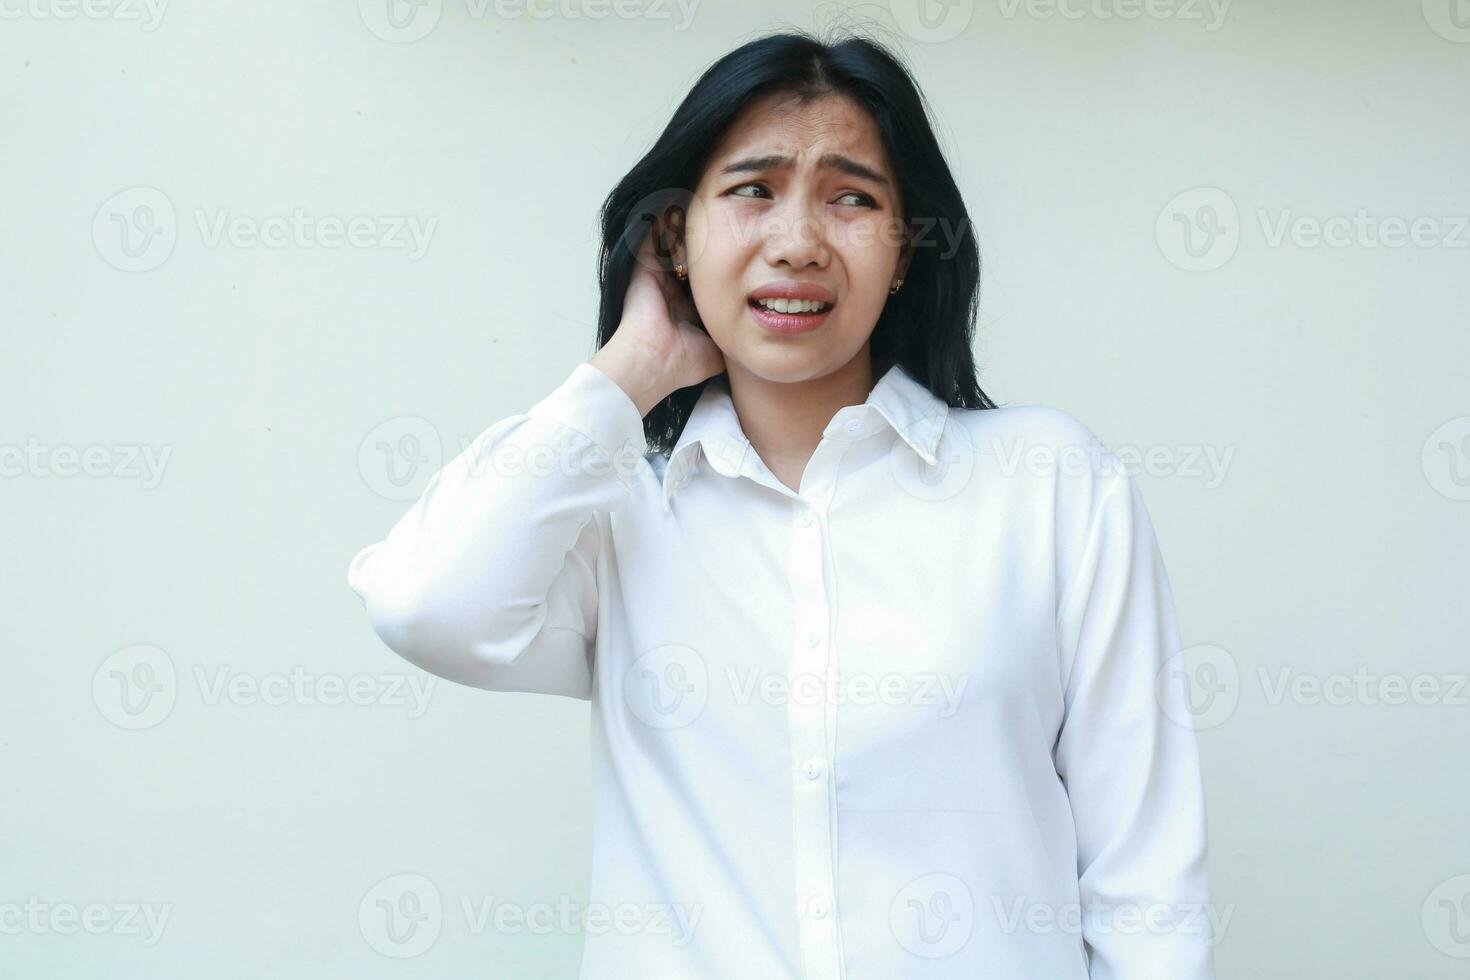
677, 92, 912, 385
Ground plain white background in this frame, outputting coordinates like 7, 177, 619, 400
2, 1, 1467, 976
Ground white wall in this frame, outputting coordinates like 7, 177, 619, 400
2, 0, 1466, 975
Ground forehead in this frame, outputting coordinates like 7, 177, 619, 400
709, 92, 888, 167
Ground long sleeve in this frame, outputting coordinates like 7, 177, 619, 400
346, 361, 648, 699
1053, 467, 1216, 979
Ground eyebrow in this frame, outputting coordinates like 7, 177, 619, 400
716, 152, 890, 187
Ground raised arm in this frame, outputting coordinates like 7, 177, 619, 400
346, 358, 651, 698
347, 220, 725, 698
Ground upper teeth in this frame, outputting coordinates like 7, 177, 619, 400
755, 298, 829, 313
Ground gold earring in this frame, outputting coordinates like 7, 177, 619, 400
674, 263, 687, 281
889, 278, 904, 295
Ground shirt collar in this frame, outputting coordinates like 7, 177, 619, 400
659, 362, 950, 510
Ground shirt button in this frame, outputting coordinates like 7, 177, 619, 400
802, 757, 825, 780
799, 510, 813, 526
809, 897, 829, 919
844, 419, 861, 434
805, 631, 819, 647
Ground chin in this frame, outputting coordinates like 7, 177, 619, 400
731, 348, 847, 386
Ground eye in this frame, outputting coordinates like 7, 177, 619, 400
728, 182, 772, 199
727, 183, 878, 208
837, 191, 879, 208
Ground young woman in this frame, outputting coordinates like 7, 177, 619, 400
348, 30, 1216, 980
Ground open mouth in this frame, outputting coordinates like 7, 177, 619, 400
746, 296, 836, 334
747, 297, 834, 316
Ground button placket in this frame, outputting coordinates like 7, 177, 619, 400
785, 469, 844, 980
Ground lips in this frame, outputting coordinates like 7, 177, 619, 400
745, 281, 837, 334
747, 281, 836, 304
746, 295, 834, 335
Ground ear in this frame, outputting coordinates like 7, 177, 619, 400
660, 204, 688, 273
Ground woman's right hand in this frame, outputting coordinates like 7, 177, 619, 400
591, 217, 725, 417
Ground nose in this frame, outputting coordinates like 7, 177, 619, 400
761, 196, 829, 270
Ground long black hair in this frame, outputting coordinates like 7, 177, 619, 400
594, 27, 997, 456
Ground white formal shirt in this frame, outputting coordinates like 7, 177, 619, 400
347, 359, 1216, 979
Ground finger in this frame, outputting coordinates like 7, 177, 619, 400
632, 218, 663, 281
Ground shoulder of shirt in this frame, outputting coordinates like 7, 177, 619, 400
947, 402, 1105, 453
949, 403, 1136, 511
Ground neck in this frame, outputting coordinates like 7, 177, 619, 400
723, 345, 877, 470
